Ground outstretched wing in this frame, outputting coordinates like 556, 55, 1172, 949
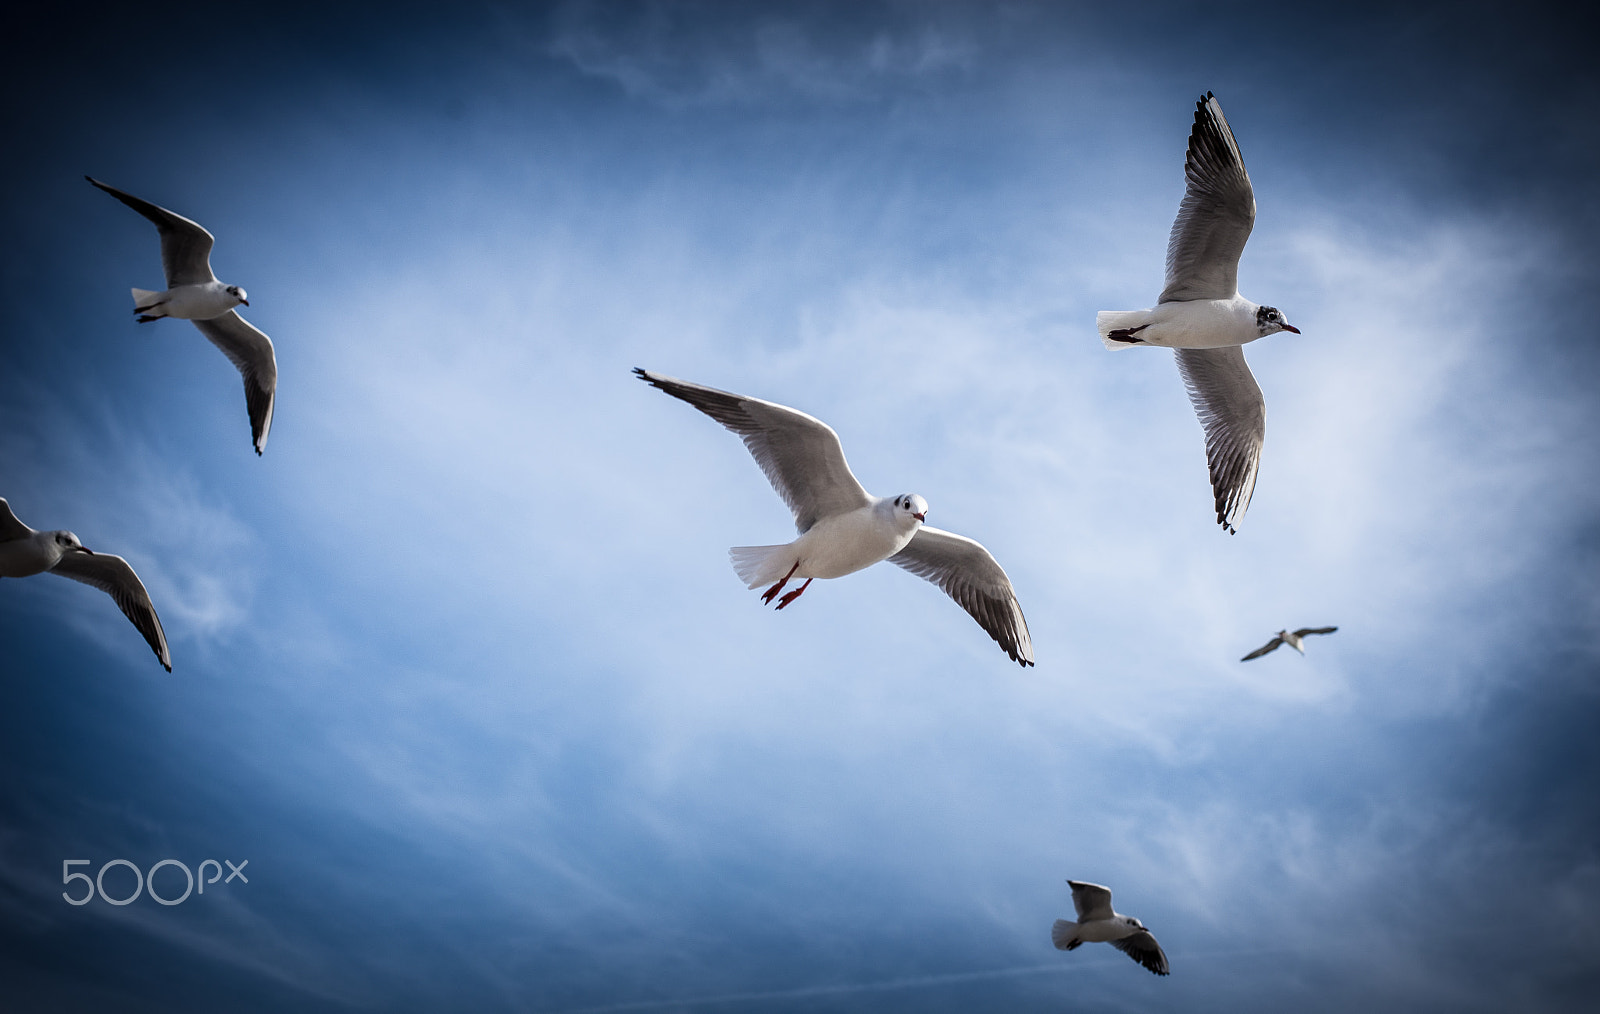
1111, 930, 1171, 976
191, 311, 278, 455
1068, 881, 1115, 922
1160, 93, 1256, 304
1294, 626, 1338, 638
1241, 636, 1284, 661
87, 176, 217, 288
50, 549, 171, 672
0, 498, 35, 541
889, 526, 1034, 667
1175, 346, 1264, 533
635, 369, 872, 533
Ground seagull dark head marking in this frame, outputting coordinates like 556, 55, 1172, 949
1256, 305, 1299, 336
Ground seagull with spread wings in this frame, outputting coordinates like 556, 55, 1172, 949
1052, 880, 1170, 976
1096, 93, 1301, 533
635, 369, 1033, 667
1241, 626, 1338, 661
0, 498, 171, 671
87, 176, 278, 456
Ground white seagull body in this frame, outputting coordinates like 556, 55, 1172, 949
87, 176, 278, 456
0, 498, 171, 671
1052, 880, 1169, 976
1096, 93, 1300, 533
635, 369, 1034, 666
1241, 625, 1338, 661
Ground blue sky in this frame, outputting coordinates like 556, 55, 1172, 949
2, 1, 1597, 1010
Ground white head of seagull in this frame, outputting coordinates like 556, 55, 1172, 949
889, 494, 928, 525
634, 369, 1034, 666
1256, 305, 1298, 337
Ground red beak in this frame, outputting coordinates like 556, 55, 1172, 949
913, 512, 926, 522
1281, 323, 1301, 334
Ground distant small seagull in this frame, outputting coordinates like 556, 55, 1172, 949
0, 498, 171, 671
1241, 625, 1338, 661
1052, 880, 1169, 976
635, 369, 1034, 666
1097, 93, 1300, 533
86, 176, 277, 456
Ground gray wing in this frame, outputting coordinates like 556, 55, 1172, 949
1068, 881, 1115, 922
1175, 346, 1264, 533
889, 526, 1034, 667
635, 369, 871, 533
192, 311, 278, 455
86, 176, 217, 288
0, 498, 35, 541
1241, 636, 1284, 661
50, 549, 171, 672
1159, 93, 1255, 304
1294, 626, 1338, 638
1111, 930, 1171, 976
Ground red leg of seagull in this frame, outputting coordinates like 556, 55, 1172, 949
761, 561, 800, 605
775, 578, 812, 610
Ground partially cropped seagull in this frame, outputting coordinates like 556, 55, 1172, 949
1052, 880, 1169, 976
0, 498, 171, 671
1241, 625, 1338, 661
635, 369, 1034, 666
87, 176, 278, 456
1097, 93, 1300, 533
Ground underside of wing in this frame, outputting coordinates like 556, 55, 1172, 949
889, 526, 1034, 667
1295, 626, 1338, 637
86, 176, 216, 288
51, 551, 171, 671
1160, 93, 1256, 304
1174, 346, 1265, 533
1241, 637, 1283, 661
1111, 931, 1171, 976
635, 369, 872, 532
0, 498, 35, 540
192, 311, 278, 455
1067, 881, 1115, 922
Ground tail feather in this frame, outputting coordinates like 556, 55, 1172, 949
729, 545, 793, 589
1051, 920, 1080, 951
132, 287, 164, 313
1096, 309, 1152, 351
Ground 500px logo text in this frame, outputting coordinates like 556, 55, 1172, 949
62, 858, 249, 906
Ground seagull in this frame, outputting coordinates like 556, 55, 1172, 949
635, 369, 1034, 666
1052, 880, 1169, 976
1096, 93, 1300, 533
1241, 625, 1338, 661
0, 498, 171, 671
86, 176, 277, 456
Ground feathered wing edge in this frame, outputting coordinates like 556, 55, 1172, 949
50, 552, 172, 672
1174, 346, 1264, 533
889, 526, 1034, 667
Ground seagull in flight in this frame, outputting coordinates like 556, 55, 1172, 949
635, 369, 1034, 666
87, 176, 278, 456
1052, 880, 1169, 976
0, 498, 171, 671
1241, 626, 1337, 661
1096, 93, 1300, 533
